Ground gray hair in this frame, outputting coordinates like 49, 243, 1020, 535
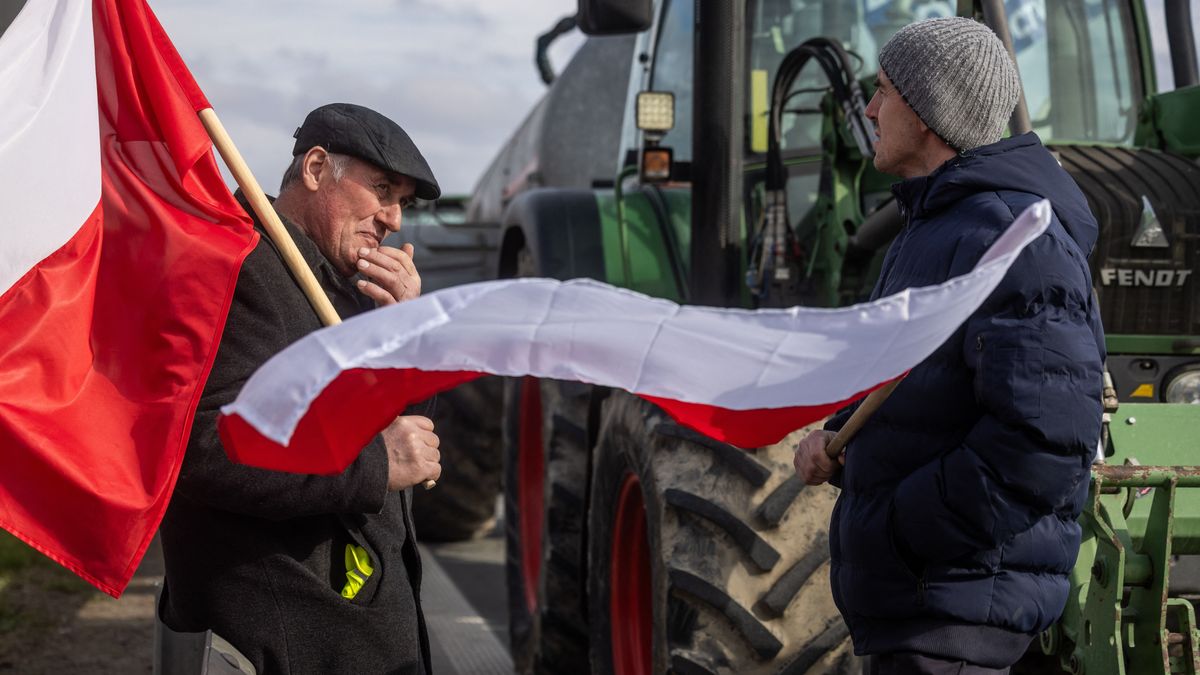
279, 151, 350, 191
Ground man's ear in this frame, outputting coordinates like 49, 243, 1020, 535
300, 147, 329, 192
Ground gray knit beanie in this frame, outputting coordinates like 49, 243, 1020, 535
878, 17, 1021, 151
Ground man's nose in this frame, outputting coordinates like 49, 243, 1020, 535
377, 203, 402, 232
865, 91, 880, 122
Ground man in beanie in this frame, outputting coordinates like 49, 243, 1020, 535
794, 17, 1105, 674
159, 103, 443, 674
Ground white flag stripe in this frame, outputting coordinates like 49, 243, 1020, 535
0, 0, 100, 295
224, 200, 1052, 446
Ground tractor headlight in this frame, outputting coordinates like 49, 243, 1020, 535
1165, 368, 1200, 404
636, 91, 675, 133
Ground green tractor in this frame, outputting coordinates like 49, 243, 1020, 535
461, 0, 1200, 672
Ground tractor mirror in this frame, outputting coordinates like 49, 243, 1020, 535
577, 0, 652, 35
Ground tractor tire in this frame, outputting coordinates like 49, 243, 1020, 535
411, 377, 505, 542
587, 392, 860, 675
503, 377, 593, 674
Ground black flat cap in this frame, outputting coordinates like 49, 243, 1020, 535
293, 103, 441, 200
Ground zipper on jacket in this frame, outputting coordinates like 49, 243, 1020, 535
916, 573, 928, 607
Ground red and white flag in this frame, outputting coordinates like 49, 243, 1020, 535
219, 201, 1052, 475
0, 0, 256, 595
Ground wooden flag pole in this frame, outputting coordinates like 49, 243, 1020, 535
199, 108, 437, 489
198, 108, 342, 327
824, 377, 902, 459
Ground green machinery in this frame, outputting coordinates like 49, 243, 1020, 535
1046, 406, 1200, 674
459, 0, 1200, 672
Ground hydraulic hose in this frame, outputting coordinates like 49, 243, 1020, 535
752, 38, 876, 304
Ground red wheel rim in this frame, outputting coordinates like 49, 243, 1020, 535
517, 376, 545, 613
610, 471, 652, 675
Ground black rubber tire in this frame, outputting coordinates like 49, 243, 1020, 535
503, 377, 593, 674
587, 392, 860, 674
411, 377, 505, 542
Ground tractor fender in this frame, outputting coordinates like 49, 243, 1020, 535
497, 188, 607, 281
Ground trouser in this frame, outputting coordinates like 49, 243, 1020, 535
867, 652, 1011, 675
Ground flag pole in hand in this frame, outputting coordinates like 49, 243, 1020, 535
824, 377, 903, 460
198, 108, 437, 489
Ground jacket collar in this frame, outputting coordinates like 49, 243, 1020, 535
889, 133, 1043, 221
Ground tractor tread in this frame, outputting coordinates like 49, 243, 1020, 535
550, 411, 587, 440
668, 568, 783, 660
653, 422, 770, 487
504, 378, 590, 674
664, 488, 780, 573
411, 378, 504, 542
754, 475, 805, 529
548, 482, 584, 512
589, 393, 856, 674
542, 608, 589, 641
755, 534, 830, 619
775, 620, 850, 675
670, 653, 718, 675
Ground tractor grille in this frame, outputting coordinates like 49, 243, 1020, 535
1052, 144, 1200, 337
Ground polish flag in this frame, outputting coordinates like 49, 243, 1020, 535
0, 0, 257, 595
219, 201, 1052, 475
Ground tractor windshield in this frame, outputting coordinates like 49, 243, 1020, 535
1010, 0, 1142, 144
747, 0, 1144, 153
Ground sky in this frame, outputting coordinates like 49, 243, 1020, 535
152, 0, 584, 196
150, 0, 1183, 198
2, 1, 1184, 196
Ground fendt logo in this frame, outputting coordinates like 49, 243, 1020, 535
1099, 268, 1193, 288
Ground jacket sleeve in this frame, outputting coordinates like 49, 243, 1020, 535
890, 226, 1103, 564
172, 242, 389, 520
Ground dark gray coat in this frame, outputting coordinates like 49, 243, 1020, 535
159, 195, 430, 675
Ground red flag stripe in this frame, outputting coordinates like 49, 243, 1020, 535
222, 369, 487, 475
641, 378, 898, 449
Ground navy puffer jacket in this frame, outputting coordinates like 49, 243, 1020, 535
826, 133, 1105, 668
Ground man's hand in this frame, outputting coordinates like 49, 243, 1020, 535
793, 430, 843, 485
356, 243, 420, 305
381, 415, 441, 491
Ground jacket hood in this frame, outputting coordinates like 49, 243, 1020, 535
893, 132, 1098, 255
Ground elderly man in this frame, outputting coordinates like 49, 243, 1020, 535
793, 18, 1105, 675
159, 103, 442, 675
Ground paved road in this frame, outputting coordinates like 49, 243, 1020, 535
421, 529, 513, 674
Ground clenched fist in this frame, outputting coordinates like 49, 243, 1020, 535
381, 415, 441, 491
793, 430, 843, 486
